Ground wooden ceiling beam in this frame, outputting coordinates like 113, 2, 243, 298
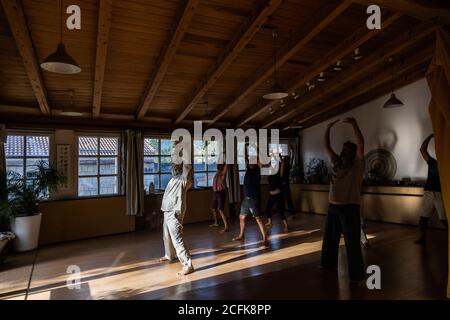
92, 0, 113, 118
135, 0, 201, 120
300, 65, 427, 129
355, 0, 450, 25
261, 22, 435, 128
1, 0, 50, 115
207, 0, 353, 125
284, 45, 432, 129
237, 12, 402, 126
173, 0, 284, 124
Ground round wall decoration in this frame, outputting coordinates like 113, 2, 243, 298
364, 149, 397, 182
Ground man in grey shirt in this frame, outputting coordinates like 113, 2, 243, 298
159, 154, 194, 276
320, 117, 365, 284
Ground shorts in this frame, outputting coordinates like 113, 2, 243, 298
212, 190, 226, 211
422, 191, 447, 220
240, 197, 261, 218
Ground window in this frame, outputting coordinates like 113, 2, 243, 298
269, 143, 289, 156
143, 138, 173, 191
193, 140, 218, 188
5, 135, 50, 184
77, 136, 119, 197
237, 141, 257, 185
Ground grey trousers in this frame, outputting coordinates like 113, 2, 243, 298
163, 210, 193, 269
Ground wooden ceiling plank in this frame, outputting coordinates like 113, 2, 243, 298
92, 0, 113, 118
355, 0, 450, 26
237, 12, 402, 126
207, 0, 353, 125
261, 22, 436, 128
285, 45, 432, 129
1, 0, 50, 115
173, 0, 284, 124
135, 0, 201, 119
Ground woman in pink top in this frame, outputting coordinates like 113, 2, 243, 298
210, 164, 229, 232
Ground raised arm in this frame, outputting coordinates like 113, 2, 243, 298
325, 119, 339, 159
420, 134, 434, 162
344, 117, 364, 160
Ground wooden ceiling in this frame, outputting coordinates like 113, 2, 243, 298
0, 0, 449, 132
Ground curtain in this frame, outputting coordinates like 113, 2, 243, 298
426, 29, 450, 298
122, 130, 144, 216
0, 125, 7, 202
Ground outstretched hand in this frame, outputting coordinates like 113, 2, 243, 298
343, 117, 357, 125
327, 119, 339, 128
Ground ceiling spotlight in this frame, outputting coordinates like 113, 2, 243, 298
306, 82, 315, 91
317, 72, 326, 82
291, 91, 300, 100
333, 60, 343, 71
269, 106, 275, 114
280, 99, 286, 108
354, 48, 363, 60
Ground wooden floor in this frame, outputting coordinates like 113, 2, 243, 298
0, 213, 448, 300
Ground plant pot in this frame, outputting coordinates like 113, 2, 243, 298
10, 213, 42, 252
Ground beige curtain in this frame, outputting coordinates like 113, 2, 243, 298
123, 130, 144, 216
426, 28, 450, 298
0, 125, 7, 202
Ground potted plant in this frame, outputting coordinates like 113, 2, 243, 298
305, 158, 329, 185
5, 161, 64, 252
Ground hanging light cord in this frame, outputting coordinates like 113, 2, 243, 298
60, 0, 63, 44
273, 29, 278, 85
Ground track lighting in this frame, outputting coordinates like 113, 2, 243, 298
317, 72, 326, 82
333, 60, 343, 71
354, 48, 363, 60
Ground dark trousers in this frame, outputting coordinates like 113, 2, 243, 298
320, 204, 365, 282
282, 183, 295, 214
266, 193, 286, 220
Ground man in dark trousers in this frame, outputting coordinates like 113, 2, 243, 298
320, 117, 365, 284
415, 133, 448, 244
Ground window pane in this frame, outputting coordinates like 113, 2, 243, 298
100, 157, 117, 175
144, 156, 159, 173
160, 156, 171, 173
78, 157, 98, 176
6, 158, 23, 177
160, 139, 173, 155
144, 138, 159, 156
194, 140, 206, 156
237, 141, 245, 157
100, 137, 118, 156
207, 155, 217, 171
79, 177, 98, 196
26, 136, 49, 157
239, 171, 245, 185
207, 140, 220, 157
194, 173, 207, 188
160, 174, 171, 190
194, 156, 206, 172
144, 174, 159, 191
238, 156, 246, 171
207, 173, 215, 187
26, 158, 48, 180
79, 137, 98, 156
99, 176, 117, 195
5, 135, 24, 157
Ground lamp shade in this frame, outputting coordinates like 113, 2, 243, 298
383, 93, 404, 108
263, 82, 289, 100
41, 43, 81, 74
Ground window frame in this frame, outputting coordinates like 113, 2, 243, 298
5, 133, 53, 185
143, 137, 173, 191
76, 134, 121, 198
193, 139, 218, 189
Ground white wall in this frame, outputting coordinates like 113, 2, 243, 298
300, 78, 435, 181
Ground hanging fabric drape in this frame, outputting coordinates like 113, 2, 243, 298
122, 130, 144, 216
426, 28, 450, 298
